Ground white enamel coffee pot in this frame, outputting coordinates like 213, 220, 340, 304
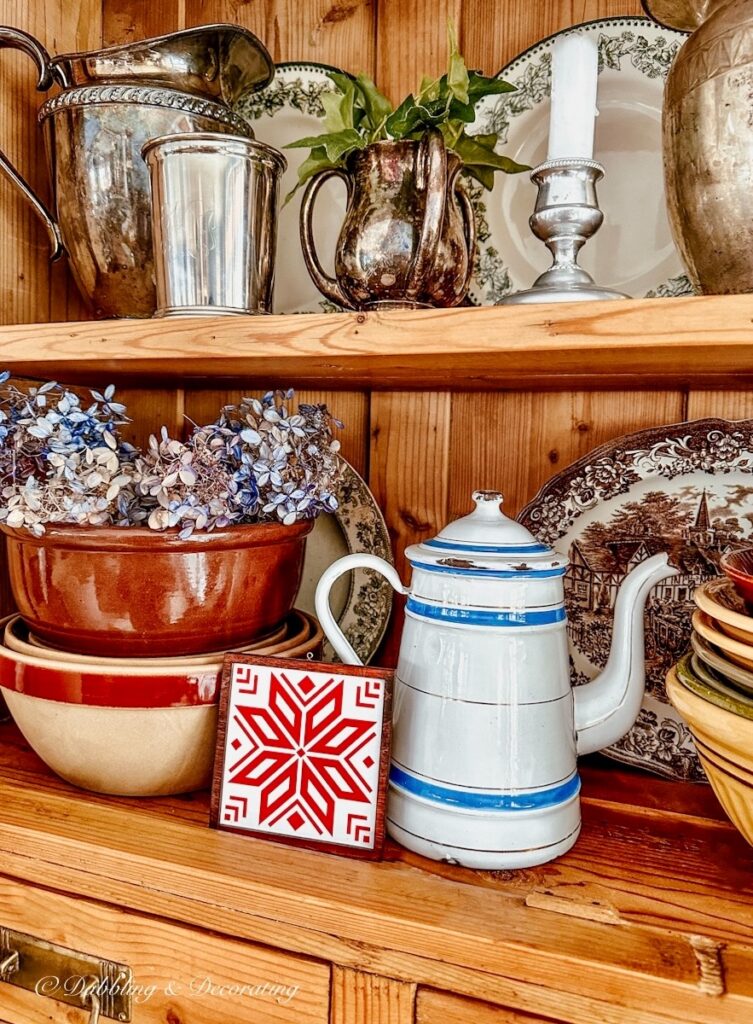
315, 490, 678, 869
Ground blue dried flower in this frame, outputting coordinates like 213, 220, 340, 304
0, 376, 342, 534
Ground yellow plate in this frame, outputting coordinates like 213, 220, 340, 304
694, 578, 753, 643
3, 613, 297, 670
692, 610, 753, 671
666, 663, 753, 773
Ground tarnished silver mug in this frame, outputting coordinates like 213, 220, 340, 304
142, 133, 286, 316
0, 24, 273, 318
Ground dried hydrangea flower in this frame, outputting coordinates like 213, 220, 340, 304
135, 391, 342, 534
0, 376, 343, 536
0, 376, 137, 534
214, 390, 342, 525
130, 427, 242, 539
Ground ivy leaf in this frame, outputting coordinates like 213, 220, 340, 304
423, 92, 452, 119
385, 94, 416, 137
452, 131, 530, 174
418, 75, 441, 102
462, 164, 496, 190
285, 132, 336, 149
447, 97, 477, 124
354, 74, 393, 132
470, 132, 500, 151
284, 145, 332, 204
407, 104, 448, 132
286, 128, 364, 164
386, 95, 448, 138
322, 128, 365, 163
321, 89, 348, 132
467, 71, 516, 101
323, 73, 357, 131
328, 71, 355, 96
446, 20, 469, 103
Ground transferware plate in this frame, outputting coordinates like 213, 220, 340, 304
237, 62, 348, 314
299, 458, 393, 664
468, 16, 691, 303
519, 417, 753, 781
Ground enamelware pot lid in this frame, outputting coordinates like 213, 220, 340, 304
405, 491, 566, 574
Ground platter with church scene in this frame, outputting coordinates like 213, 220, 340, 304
518, 418, 753, 782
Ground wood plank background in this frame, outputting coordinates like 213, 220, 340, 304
0, 0, 745, 660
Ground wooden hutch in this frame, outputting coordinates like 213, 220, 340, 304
0, 2, 752, 1023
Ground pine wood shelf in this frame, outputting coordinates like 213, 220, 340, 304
3, 293, 753, 390
1, 720, 752, 1024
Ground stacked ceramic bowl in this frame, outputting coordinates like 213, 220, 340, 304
667, 549, 753, 845
0, 609, 323, 797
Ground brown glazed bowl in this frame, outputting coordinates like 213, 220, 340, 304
721, 548, 753, 606
0, 519, 313, 657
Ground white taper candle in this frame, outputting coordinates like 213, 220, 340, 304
547, 31, 599, 160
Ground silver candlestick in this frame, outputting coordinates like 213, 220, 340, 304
499, 158, 628, 304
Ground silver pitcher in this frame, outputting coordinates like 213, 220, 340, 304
142, 133, 285, 316
0, 24, 273, 318
300, 133, 475, 309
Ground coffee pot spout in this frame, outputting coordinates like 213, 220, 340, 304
574, 552, 679, 756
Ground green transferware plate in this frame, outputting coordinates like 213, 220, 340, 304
691, 653, 753, 702
676, 652, 753, 721
691, 631, 753, 696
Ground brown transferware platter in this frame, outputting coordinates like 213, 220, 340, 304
519, 417, 753, 781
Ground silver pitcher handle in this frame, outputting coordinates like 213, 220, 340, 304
0, 26, 64, 259
315, 553, 408, 666
406, 128, 447, 301
300, 167, 353, 309
455, 178, 477, 299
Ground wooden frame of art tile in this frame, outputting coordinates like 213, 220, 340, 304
211, 654, 393, 859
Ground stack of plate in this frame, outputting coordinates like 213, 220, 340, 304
0, 610, 323, 797
667, 551, 753, 845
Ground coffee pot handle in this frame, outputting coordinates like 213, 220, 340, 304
406, 129, 447, 300
315, 553, 408, 666
300, 167, 353, 309
0, 27, 64, 260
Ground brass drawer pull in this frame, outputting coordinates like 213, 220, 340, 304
0, 950, 19, 976
80, 975, 102, 1024
0, 927, 131, 1021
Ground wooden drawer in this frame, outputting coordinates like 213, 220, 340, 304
416, 987, 692, 1024
417, 990, 563, 1024
0, 876, 329, 1024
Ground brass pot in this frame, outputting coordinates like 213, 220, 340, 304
0, 24, 273, 317
299, 132, 476, 309
644, 0, 753, 293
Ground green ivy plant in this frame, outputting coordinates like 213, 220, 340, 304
285, 23, 527, 198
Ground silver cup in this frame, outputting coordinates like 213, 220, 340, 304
142, 132, 286, 316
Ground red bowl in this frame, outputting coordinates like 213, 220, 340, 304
0, 519, 313, 657
0, 624, 221, 708
721, 548, 753, 605
0, 612, 324, 708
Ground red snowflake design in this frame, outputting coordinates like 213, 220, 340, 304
229, 671, 378, 837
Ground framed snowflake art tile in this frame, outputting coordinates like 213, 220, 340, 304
210, 654, 393, 859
